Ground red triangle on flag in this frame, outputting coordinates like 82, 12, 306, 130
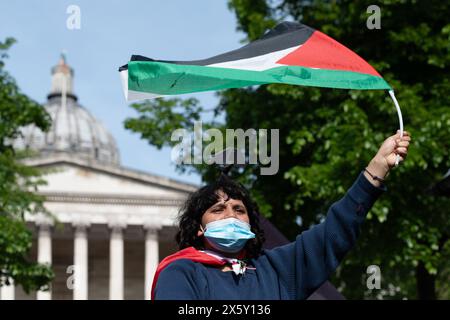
276, 30, 382, 77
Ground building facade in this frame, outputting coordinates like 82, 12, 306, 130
0, 56, 196, 300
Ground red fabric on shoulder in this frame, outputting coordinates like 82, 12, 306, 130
150, 247, 225, 299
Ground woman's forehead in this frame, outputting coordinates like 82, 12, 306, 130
215, 189, 229, 201
213, 190, 244, 205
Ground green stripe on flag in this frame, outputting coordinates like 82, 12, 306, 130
127, 61, 391, 96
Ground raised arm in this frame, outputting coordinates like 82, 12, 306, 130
265, 131, 411, 299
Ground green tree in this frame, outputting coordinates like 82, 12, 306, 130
124, 0, 450, 299
0, 38, 54, 293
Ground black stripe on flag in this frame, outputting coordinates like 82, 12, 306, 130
119, 22, 315, 71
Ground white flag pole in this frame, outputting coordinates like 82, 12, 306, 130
388, 90, 404, 167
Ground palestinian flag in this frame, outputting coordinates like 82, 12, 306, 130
119, 22, 391, 101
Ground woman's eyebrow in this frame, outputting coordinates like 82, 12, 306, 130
210, 203, 226, 210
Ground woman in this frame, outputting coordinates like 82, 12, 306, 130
152, 131, 411, 300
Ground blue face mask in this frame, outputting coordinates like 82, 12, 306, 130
203, 217, 256, 253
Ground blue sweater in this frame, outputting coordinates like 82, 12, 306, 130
154, 172, 386, 300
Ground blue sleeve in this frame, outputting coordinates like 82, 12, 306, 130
153, 259, 204, 300
265, 171, 386, 299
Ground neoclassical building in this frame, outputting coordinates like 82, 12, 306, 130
1, 56, 197, 300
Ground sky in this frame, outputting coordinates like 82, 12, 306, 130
0, 0, 245, 185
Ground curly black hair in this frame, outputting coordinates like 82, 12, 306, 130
175, 173, 265, 259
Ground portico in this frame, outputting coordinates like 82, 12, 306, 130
2, 56, 196, 301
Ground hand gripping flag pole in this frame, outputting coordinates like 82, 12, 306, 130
388, 90, 404, 167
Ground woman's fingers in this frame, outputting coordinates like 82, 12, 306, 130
395, 131, 411, 140
388, 131, 410, 164
400, 136, 411, 141
396, 135, 411, 141
397, 130, 410, 136
396, 140, 410, 147
392, 131, 411, 148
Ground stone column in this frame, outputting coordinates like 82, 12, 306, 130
109, 222, 126, 300
0, 277, 15, 300
36, 221, 53, 300
144, 222, 161, 300
73, 222, 89, 300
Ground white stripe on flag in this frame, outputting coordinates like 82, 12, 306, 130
128, 90, 164, 101
208, 45, 300, 71
119, 69, 129, 100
